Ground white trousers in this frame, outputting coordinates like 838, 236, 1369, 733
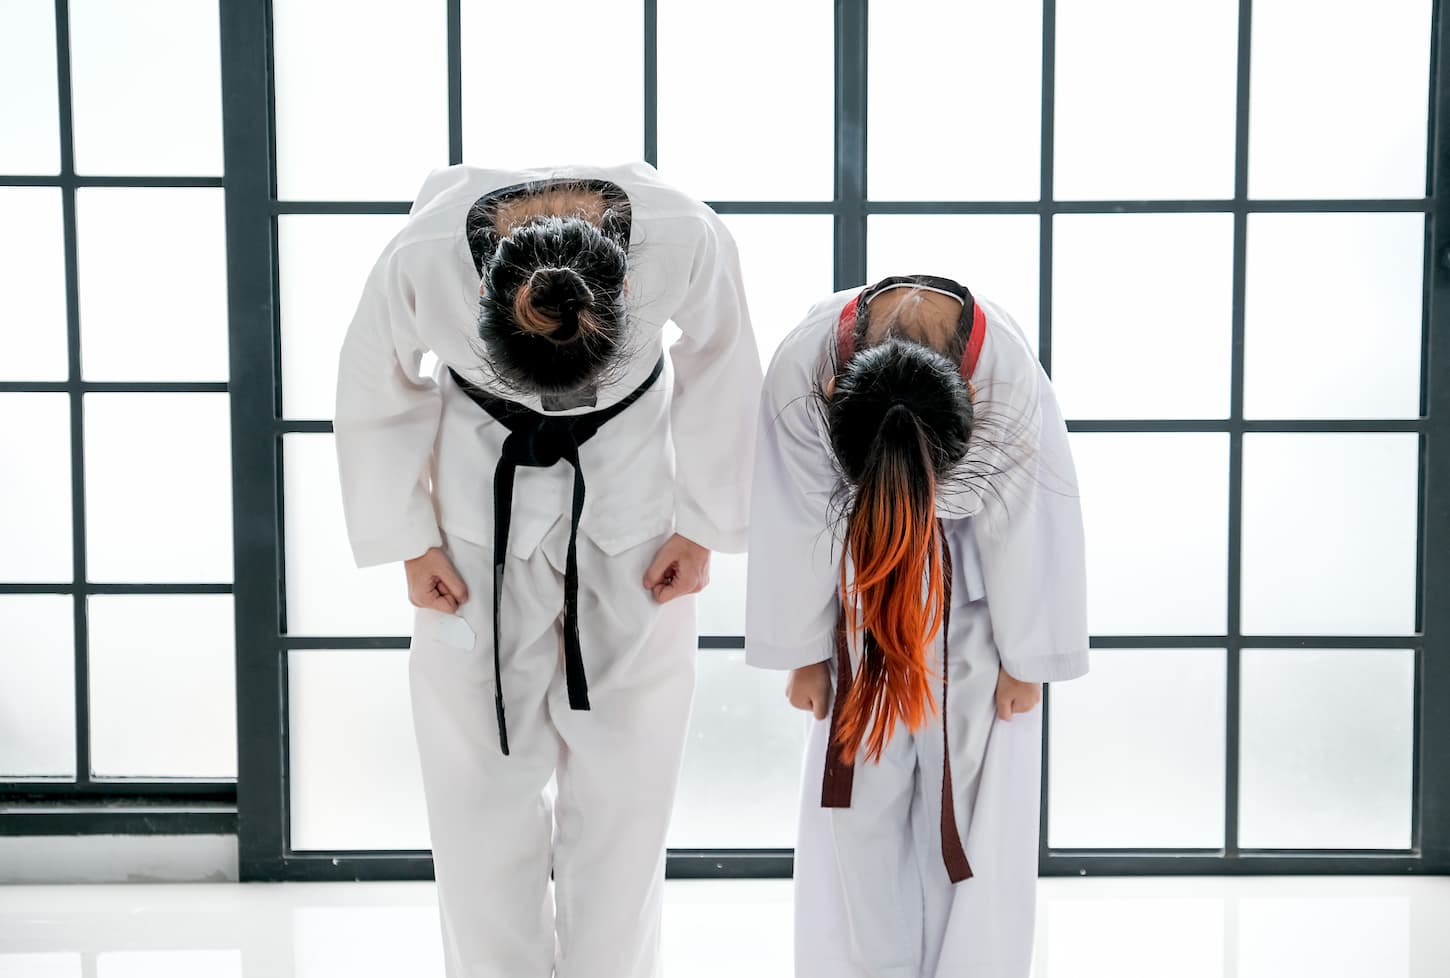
408, 523, 696, 978
793, 596, 1044, 978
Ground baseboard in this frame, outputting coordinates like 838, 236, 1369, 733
0, 835, 238, 884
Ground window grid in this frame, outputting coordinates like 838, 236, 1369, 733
223, 0, 1446, 881
0, 0, 236, 817
3, 0, 1442, 875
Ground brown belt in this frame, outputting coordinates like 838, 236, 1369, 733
821, 520, 973, 884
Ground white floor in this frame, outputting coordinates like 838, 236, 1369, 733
0, 876, 1446, 977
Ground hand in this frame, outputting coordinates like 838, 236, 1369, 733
786, 661, 832, 720
405, 547, 469, 613
995, 668, 1041, 720
642, 534, 711, 604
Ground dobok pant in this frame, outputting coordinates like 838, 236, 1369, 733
408, 522, 695, 978
794, 584, 1044, 978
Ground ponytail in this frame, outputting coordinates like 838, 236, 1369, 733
824, 338, 973, 766
834, 406, 945, 765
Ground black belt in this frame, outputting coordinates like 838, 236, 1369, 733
448, 357, 665, 755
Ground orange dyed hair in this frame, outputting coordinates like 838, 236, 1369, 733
834, 411, 945, 766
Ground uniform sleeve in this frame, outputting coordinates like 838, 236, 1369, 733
971, 311, 1089, 683
665, 212, 764, 554
744, 345, 841, 671
333, 248, 444, 568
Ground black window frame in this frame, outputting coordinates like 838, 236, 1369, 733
2, 0, 1446, 881
0, 0, 237, 837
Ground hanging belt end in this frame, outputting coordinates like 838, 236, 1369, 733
495, 698, 510, 756
820, 750, 855, 809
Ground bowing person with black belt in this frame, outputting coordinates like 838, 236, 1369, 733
334, 163, 761, 978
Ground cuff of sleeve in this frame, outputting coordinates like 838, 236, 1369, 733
674, 500, 749, 555
1001, 648, 1090, 684
350, 518, 443, 569
745, 638, 833, 671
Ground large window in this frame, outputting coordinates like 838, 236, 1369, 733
3, 0, 1447, 880
1, 0, 236, 834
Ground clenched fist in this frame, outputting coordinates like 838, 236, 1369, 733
405, 547, 469, 613
643, 534, 711, 604
995, 668, 1041, 720
786, 660, 831, 720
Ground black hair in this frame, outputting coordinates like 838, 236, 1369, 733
827, 338, 974, 486
822, 338, 974, 763
476, 214, 629, 395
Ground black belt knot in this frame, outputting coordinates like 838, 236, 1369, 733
499, 422, 577, 468
448, 357, 665, 756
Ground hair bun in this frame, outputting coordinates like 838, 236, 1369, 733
512, 266, 596, 339
478, 214, 628, 388
528, 267, 594, 312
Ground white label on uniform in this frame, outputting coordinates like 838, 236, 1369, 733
434, 613, 476, 651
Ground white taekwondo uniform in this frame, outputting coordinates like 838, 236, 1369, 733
746, 287, 1087, 978
335, 162, 762, 978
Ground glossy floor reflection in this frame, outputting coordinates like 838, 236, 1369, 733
0, 876, 1446, 976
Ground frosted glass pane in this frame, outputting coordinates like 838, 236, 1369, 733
1053, 214, 1233, 419
869, 0, 1040, 200
1250, 0, 1430, 199
1054, 0, 1237, 199
0, 2, 60, 174
1042, 897, 1226, 978
1241, 435, 1417, 634
88, 595, 237, 779
77, 189, 229, 381
0, 954, 82, 978
283, 435, 414, 637
1240, 649, 1413, 850
1073, 434, 1228, 635
658, 0, 831, 200
289, 650, 430, 850
1245, 214, 1424, 420
0, 596, 75, 779
279, 215, 409, 418
274, 0, 447, 201
668, 650, 807, 848
1048, 649, 1225, 848
462, 1, 641, 171
867, 215, 1040, 348
69, 0, 222, 176
1237, 896, 1411, 978
84, 394, 234, 583
698, 552, 746, 637
97, 952, 241, 978
0, 189, 68, 380
294, 907, 445, 978
717, 215, 834, 367
0, 394, 72, 583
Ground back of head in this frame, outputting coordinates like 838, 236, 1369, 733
828, 339, 973, 484
478, 214, 629, 395
825, 337, 974, 765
